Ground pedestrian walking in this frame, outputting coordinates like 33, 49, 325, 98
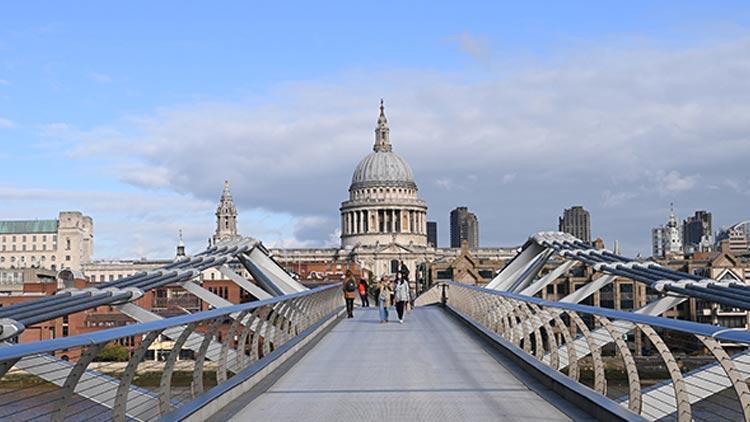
342, 270, 357, 318
358, 278, 370, 307
377, 276, 392, 323
392, 271, 401, 306
394, 275, 410, 323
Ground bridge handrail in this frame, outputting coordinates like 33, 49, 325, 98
446, 281, 750, 421
0, 284, 339, 362
446, 281, 750, 344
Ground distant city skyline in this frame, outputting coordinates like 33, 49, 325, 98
2, 3, 750, 258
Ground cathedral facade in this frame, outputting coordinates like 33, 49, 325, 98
80, 102, 515, 289
340, 101, 428, 249
271, 102, 516, 285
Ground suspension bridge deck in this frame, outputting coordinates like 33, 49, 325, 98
219, 306, 591, 421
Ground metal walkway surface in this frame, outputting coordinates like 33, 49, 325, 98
224, 306, 591, 421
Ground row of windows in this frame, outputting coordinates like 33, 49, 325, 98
1, 243, 57, 252
1, 235, 57, 243
208, 286, 230, 300
351, 187, 416, 200
0, 272, 22, 283
0, 237, 72, 251
0, 255, 64, 263
87, 273, 134, 282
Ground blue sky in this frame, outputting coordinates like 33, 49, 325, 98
1, 2, 750, 258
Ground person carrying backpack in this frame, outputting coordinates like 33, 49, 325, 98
342, 270, 357, 318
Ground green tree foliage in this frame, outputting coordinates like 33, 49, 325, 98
95, 342, 130, 362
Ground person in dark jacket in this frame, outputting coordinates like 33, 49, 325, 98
358, 278, 370, 307
400, 261, 410, 282
342, 270, 357, 318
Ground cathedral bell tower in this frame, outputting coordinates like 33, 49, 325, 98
213, 180, 239, 244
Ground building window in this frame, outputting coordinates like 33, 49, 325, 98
42, 235, 46, 242
22, 235, 26, 242
32, 235, 36, 242
65, 255, 71, 261
66, 238, 71, 250
22, 245, 26, 251
51, 256, 56, 262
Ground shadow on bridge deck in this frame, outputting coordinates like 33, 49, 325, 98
215, 306, 593, 421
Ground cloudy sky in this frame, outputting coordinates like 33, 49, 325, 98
1, 2, 750, 258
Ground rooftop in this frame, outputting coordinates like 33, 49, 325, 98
0, 220, 58, 234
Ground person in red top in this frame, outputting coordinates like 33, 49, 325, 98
358, 278, 370, 308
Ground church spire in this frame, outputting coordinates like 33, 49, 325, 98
213, 180, 239, 244
373, 99, 392, 152
176, 229, 186, 258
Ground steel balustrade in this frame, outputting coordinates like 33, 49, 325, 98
0, 237, 264, 342
530, 231, 750, 311
445, 281, 750, 422
0, 284, 341, 421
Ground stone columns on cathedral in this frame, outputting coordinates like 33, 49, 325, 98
342, 207, 429, 237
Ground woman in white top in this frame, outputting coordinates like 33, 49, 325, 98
393, 273, 410, 323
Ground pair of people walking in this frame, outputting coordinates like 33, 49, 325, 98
377, 274, 410, 323
342, 270, 411, 322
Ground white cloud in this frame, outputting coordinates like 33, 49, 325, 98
601, 190, 639, 208
0, 79, 10, 86
0, 185, 325, 259
39, 34, 750, 255
89, 72, 112, 84
435, 178, 458, 191
0, 117, 14, 128
451, 32, 491, 63
653, 170, 699, 193
117, 165, 172, 189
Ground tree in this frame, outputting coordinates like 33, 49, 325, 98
96, 342, 129, 362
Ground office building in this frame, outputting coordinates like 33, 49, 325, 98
450, 207, 479, 248
427, 221, 437, 247
558, 206, 591, 242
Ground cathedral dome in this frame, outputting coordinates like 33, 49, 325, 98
340, 100, 428, 250
349, 100, 417, 190
351, 151, 416, 189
